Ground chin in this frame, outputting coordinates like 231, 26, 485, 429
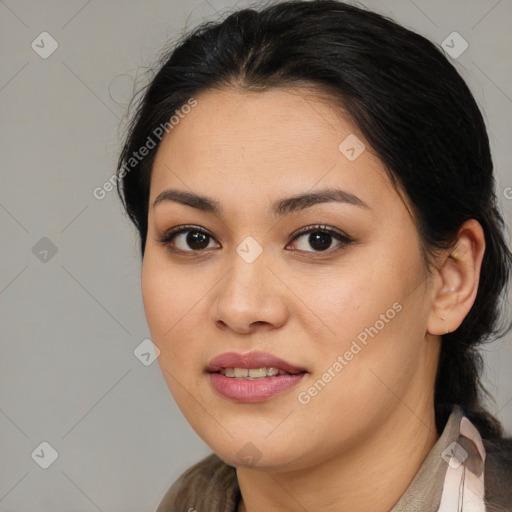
208, 438, 309, 472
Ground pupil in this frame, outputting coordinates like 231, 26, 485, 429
310, 232, 331, 251
188, 231, 209, 250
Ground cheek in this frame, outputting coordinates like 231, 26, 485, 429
295, 262, 399, 350
141, 255, 210, 372
302, 272, 427, 410
142, 255, 195, 336
141, 260, 201, 406
296, 239, 426, 384
141, 258, 168, 338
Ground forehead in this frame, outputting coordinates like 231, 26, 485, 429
149, 86, 398, 215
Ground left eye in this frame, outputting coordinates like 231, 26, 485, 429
156, 224, 352, 254
289, 225, 351, 253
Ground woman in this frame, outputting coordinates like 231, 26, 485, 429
116, 1, 512, 510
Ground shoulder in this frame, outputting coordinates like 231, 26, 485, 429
483, 436, 512, 511
155, 453, 240, 512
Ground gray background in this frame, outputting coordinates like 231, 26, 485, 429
1, 0, 511, 510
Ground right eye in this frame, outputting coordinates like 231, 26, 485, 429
156, 225, 220, 253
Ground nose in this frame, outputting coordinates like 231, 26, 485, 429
210, 244, 290, 334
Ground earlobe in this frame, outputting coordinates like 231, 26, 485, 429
426, 219, 486, 336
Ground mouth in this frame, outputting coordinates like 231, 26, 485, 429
205, 350, 308, 376
206, 351, 308, 402
215, 367, 305, 379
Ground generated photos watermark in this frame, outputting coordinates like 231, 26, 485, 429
93, 97, 198, 200
297, 301, 403, 405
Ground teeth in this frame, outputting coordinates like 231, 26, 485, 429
234, 368, 249, 378
248, 368, 266, 378
219, 367, 286, 379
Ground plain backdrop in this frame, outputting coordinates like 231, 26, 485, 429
1, 0, 511, 510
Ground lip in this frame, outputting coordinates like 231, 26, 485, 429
209, 372, 306, 403
206, 351, 308, 403
205, 350, 307, 374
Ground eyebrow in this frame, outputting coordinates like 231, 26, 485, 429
151, 187, 369, 217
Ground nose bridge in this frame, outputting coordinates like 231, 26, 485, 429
227, 234, 270, 296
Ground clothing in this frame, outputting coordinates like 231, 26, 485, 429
156, 405, 512, 511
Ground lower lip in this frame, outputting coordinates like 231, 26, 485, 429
209, 372, 306, 403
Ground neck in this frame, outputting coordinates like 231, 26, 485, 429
236, 402, 439, 512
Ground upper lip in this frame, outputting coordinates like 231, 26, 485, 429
206, 351, 307, 374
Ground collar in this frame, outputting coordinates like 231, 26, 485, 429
390, 404, 486, 512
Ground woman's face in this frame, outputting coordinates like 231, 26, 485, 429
142, 86, 439, 470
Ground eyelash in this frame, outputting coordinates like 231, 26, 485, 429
155, 224, 353, 256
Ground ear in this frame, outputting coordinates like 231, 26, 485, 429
426, 219, 486, 336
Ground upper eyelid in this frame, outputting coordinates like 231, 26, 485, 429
289, 224, 350, 240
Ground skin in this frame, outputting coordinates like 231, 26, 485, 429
141, 86, 485, 512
